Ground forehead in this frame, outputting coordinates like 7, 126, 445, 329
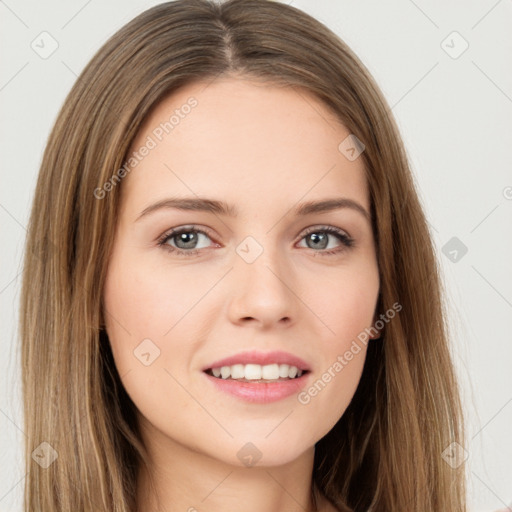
120, 77, 369, 219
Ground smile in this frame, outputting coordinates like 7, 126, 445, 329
205, 363, 306, 381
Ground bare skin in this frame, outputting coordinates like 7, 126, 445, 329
103, 75, 380, 512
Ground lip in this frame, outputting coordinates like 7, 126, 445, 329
203, 371, 311, 403
202, 350, 311, 372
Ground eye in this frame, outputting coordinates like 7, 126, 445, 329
297, 225, 354, 256
157, 226, 216, 256
157, 225, 355, 257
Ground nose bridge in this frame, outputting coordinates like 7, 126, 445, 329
228, 231, 297, 325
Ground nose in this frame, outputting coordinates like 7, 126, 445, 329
226, 242, 299, 329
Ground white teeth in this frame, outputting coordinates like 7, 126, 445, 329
245, 364, 261, 380
208, 363, 305, 380
231, 364, 245, 379
278, 364, 290, 378
262, 364, 279, 380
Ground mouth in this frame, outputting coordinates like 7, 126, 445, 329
203, 363, 311, 403
201, 350, 312, 402
204, 363, 310, 383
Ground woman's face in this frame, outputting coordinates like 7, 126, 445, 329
103, 77, 380, 467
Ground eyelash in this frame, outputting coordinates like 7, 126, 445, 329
156, 225, 355, 257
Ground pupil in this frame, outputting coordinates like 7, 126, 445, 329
308, 232, 327, 249
176, 232, 197, 249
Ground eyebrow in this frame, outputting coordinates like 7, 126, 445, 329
136, 196, 371, 223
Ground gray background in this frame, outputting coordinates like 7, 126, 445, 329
1, 0, 511, 510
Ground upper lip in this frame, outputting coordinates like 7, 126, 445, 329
203, 350, 311, 372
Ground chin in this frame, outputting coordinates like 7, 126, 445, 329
211, 431, 316, 469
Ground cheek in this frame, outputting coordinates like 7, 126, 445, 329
297, 344, 367, 440
103, 250, 207, 344
296, 286, 373, 433
102, 252, 201, 430
294, 263, 378, 425
329, 287, 377, 344
102, 249, 218, 413
303, 260, 379, 346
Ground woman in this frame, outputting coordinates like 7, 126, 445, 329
19, 0, 467, 510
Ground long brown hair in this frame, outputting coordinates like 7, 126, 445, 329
19, 0, 467, 510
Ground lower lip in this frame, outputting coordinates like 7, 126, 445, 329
203, 372, 310, 403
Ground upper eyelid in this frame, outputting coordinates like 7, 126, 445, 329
301, 225, 350, 237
